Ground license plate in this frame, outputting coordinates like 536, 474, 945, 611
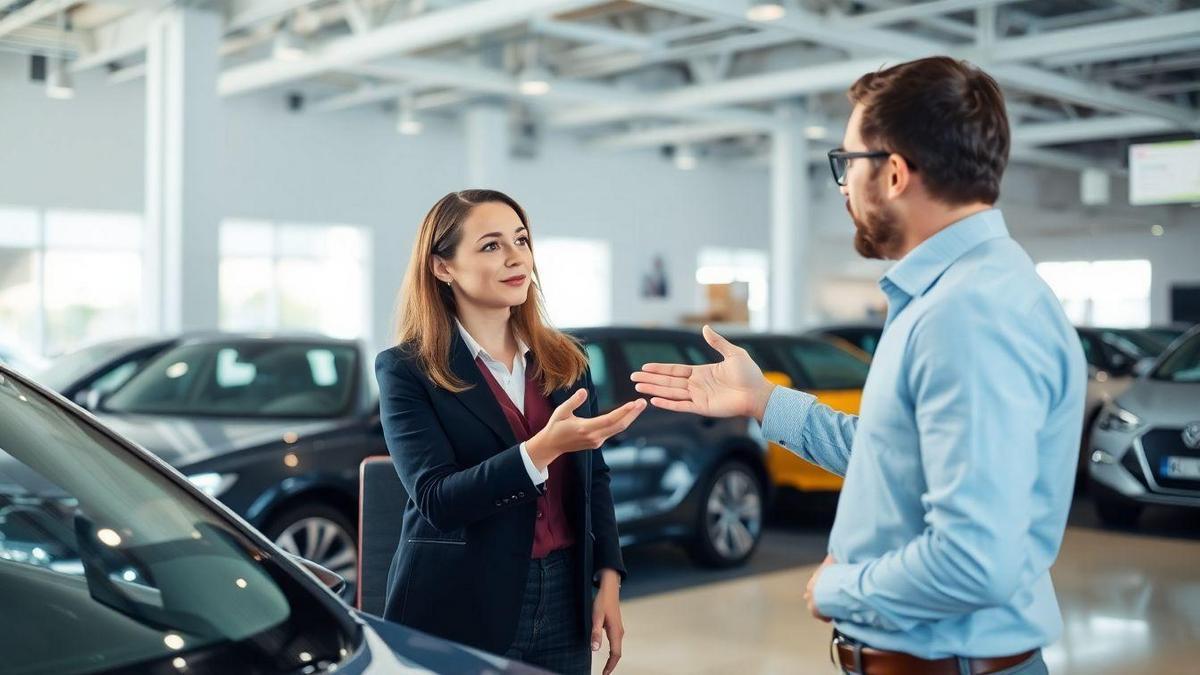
1161, 456, 1200, 479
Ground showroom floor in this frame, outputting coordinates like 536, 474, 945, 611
597, 496, 1200, 675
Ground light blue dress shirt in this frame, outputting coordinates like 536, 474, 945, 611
762, 209, 1086, 658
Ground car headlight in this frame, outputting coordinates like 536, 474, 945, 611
186, 472, 238, 498
1096, 403, 1141, 433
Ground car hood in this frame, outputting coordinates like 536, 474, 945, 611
349, 612, 550, 674
92, 412, 344, 467
1116, 379, 1200, 427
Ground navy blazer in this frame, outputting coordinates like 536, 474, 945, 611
374, 332, 626, 655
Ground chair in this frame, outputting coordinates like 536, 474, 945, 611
356, 455, 407, 616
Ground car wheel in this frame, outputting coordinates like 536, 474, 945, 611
267, 503, 358, 592
1094, 493, 1142, 529
687, 459, 764, 568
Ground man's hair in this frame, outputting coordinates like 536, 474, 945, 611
849, 56, 1010, 205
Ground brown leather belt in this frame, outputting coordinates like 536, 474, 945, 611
832, 634, 1037, 675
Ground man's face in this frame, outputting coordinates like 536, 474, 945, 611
841, 105, 902, 260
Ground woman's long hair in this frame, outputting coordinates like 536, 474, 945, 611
393, 189, 587, 395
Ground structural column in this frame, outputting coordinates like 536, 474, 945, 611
143, 4, 222, 333
464, 104, 511, 190
769, 103, 812, 331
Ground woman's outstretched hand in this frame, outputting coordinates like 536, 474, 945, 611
525, 390, 646, 470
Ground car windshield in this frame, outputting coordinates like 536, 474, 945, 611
0, 370, 357, 674
1102, 330, 1163, 358
789, 340, 870, 390
36, 339, 154, 391
1151, 332, 1200, 383
104, 341, 357, 418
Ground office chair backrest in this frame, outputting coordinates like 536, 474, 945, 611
357, 455, 407, 615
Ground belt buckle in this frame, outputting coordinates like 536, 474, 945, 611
832, 633, 864, 674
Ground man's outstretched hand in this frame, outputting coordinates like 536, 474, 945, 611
630, 325, 776, 422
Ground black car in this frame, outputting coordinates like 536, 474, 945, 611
87, 334, 385, 590
570, 327, 770, 568
805, 322, 884, 358
35, 335, 180, 407
0, 364, 548, 674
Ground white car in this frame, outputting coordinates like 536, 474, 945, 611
1087, 326, 1200, 527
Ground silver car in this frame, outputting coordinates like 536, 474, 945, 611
1087, 325, 1200, 527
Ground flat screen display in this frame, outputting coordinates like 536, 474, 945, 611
1129, 140, 1200, 206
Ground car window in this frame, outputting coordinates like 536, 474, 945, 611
104, 342, 357, 418
88, 358, 145, 397
36, 340, 153, 392
584, 342, 616, 411
618, 339, 703, 375
1078, 333, 1103, 369
0, 371, 356, 674
788, 340, 870, 390
1152, 332, 1200, 383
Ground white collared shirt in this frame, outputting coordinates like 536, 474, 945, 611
455, 320, 548, 485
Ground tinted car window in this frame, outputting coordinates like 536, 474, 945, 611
619, 340, 692, 374
0, 371, 356, 674
36, 339, 153, 391
789, 341, 870, 390
105, 342, 357, 418
584, 342, 616, 411
1077, 332, 1103, 369
1152, 332, 1200, 383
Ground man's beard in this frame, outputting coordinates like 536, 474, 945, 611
848, 182, 902, 260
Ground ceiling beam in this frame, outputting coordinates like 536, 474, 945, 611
218, 0, 607, 97
838, 0, 1024, 30
0, 0, 76, 40
983, 9, 1200, 64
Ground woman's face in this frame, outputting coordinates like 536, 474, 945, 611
434, 201, 534, 311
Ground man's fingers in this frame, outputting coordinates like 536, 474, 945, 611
630, 371, 689, 390
649, 397, 699, 414
633, 382, 692, 401
702, 324, 740, 358
553, 388, 588, 419
637, 362, 693, 378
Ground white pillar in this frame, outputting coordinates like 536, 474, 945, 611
143, 5, 222, 333
769, 104, 811, 332
464, 104, 510, 190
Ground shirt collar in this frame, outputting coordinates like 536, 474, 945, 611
455, 319, 531, 365
881, 208, 1009, 300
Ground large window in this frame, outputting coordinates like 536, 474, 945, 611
696, 248, 769, 330
0, 206, 144, 358
534, 238, 612, 328
220, 220, 370, 340
1036, 260, 1152, 328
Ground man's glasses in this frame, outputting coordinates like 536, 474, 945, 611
827, 148, 892, 186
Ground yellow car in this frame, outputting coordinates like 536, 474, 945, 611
732, 335, 871, 493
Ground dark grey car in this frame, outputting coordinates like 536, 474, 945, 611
0, 364, 548, 674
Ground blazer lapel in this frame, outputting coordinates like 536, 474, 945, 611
448, 331, 518, 448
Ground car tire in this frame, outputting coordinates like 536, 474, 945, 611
1094, 493, 1142, 529
266, 503, 359, 594
687, 459, 765, 569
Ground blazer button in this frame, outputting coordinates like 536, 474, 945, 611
518, 491, 526, 498
495, 500, 503, 507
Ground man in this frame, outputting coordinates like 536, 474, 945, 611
632, 57, 1084, 675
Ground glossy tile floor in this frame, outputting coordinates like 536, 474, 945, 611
595, 496, 1200, 675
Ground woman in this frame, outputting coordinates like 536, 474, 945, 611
376, 189, 645, 675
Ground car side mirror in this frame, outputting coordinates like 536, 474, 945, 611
286, 552, 348, 596
1133, 357, 1156, 378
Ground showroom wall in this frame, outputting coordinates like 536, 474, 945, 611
0, 53, 767, 352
